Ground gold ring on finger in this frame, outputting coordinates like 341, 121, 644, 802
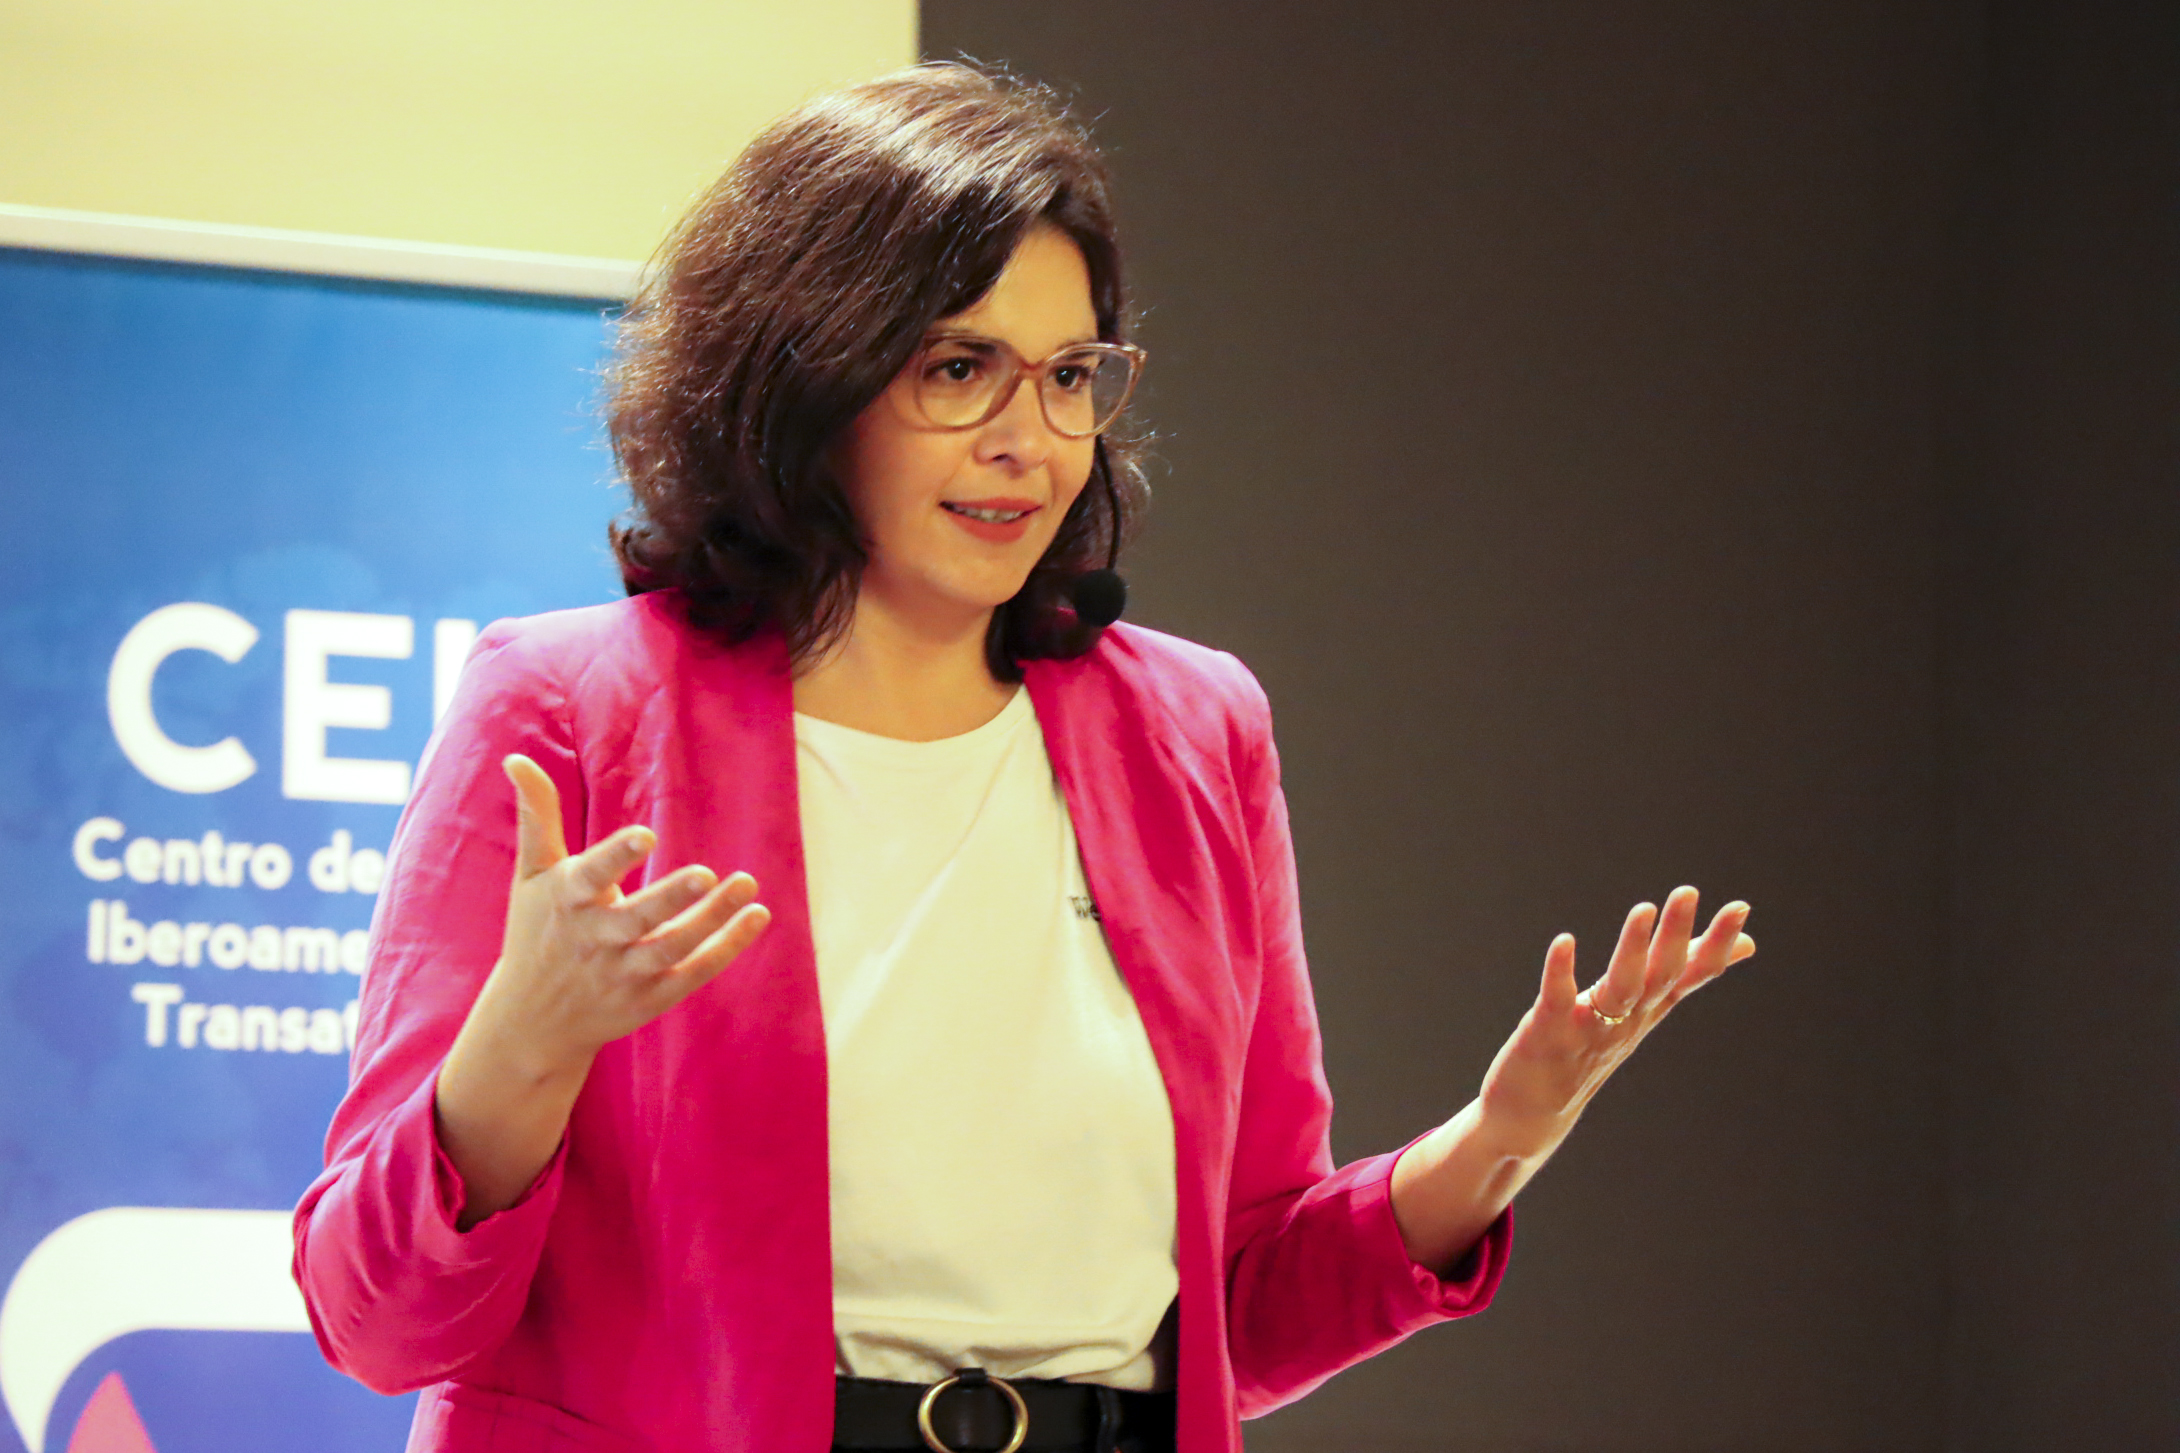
1587, 999, 1633, 1027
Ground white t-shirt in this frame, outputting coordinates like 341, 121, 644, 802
795, 686, 1178, 1390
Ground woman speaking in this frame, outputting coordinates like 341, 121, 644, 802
292, 62, 1756, 1453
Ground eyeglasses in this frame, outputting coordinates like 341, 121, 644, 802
907, 333, 1146, 439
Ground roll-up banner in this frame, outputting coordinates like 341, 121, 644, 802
0, 246, 622, 1453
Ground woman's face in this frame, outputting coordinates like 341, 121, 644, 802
833, 223, 1101, 632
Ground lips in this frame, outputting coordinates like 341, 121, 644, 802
940, 498, 1040, 543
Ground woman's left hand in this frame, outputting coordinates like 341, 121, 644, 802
1477, 886, 1755, 1145
1388, 886, 1756, 1271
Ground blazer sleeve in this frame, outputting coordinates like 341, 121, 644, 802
1216, 659, 1512, 1417
290, 618, 590, 1394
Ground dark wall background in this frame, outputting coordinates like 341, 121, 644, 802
918, 3, 2177, 1449
1938, 3, 2180, 1450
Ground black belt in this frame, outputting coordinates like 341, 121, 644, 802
832, 1370, 1176, 1453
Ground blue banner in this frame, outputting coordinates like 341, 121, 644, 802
0, 248, 621, 1453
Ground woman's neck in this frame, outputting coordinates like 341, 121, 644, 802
790, 591, 1013, 742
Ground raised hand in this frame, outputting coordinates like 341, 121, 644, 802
434, 754, 771, 1226
1389, 887, 1756, 1271
1477, 886, 1754, 1141
481, 753, 772, 1069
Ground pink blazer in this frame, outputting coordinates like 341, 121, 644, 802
292, 590, 1510, 1453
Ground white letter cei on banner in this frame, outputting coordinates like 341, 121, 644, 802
282, 610, 414, 804
106, 604, 260, 794
432, 617, 479, 725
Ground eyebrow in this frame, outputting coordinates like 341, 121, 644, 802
923, 328, 1103, 349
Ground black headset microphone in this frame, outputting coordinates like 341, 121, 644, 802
1067, 564, 1127, 629
1064, 472, 1128, 628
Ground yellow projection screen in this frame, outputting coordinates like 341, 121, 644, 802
0, 1, 919, 295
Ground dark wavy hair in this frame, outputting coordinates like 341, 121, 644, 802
607, 61, 1148, 679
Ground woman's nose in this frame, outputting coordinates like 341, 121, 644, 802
974, 373, 1058, 467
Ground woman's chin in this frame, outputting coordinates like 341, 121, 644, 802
862, 566, 1035, 630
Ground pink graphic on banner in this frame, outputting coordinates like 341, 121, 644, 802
64, 1375, 157, 1453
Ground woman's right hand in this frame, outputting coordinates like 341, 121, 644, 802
434, 753, 771, 1226
478, 753, 771, 1071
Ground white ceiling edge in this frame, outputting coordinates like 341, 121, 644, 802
0, 202, 641, 300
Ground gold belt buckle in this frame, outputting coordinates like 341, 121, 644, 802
915, 1368, 1028, 1453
